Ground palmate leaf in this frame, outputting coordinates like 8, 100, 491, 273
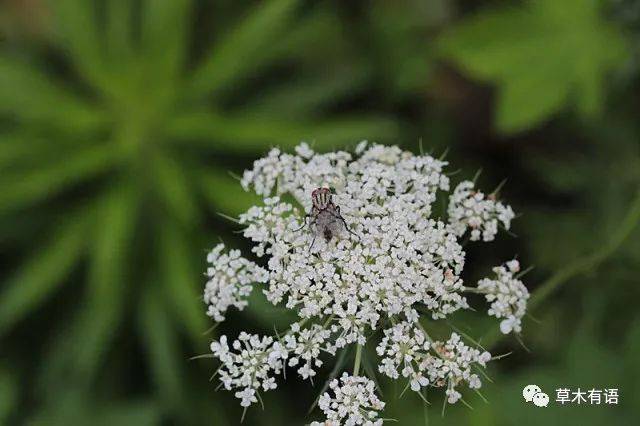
439, 0, 629, 133
187, 0, 297, 98
0, 212, 90, 337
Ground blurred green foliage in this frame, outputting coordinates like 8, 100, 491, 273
1, 0, 639, 425
440, 0, 629, 133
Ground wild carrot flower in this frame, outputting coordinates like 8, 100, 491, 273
477, 259, 529, 334
310, 373, 385, 426
204, 244, 268, 322
203, 142, 528, 420
448, 180, 515, 241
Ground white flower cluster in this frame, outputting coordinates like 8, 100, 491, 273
376, 322, 491, 401
204, 244, 268, 321
310, 373, 385, 426
210, 322, 338, 407
448, 181, 515, 241
204, 142, 528, 420
376, 321, 431, 391
423, 333, 491, 404
210, 333, 285, 407
283, 323, 334, 380
477, 260, 529, 334
239, 142, 467, 345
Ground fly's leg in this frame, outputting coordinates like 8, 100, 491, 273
294, 207, 319, 232
307, 217, 318, 251
293, 213, 311, 232
293, 213, 317, 251
333, 206, 360, 241
308, 233, 317, 252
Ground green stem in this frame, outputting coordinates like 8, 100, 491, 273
484, 188, 640, 349
530, 189, 640, 310
353, 344, 363, 376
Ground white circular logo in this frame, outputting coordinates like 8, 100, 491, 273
523, 384, 548, 407
532, 392, 550, 407
523, 384, 542, 402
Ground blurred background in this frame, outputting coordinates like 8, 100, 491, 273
1, 0, 639, 424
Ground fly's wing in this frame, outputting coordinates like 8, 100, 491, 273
329, 204, 347, 230
331, 204, 360, 240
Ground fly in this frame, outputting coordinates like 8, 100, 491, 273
294, 187, 359, 250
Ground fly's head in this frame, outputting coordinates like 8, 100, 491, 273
311, 187, 333, 211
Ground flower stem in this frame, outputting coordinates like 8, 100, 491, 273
353, 344, 363, 376
529, 189, 640, 310
484, 188, 640, 349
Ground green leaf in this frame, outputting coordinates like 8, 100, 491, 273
268, 6, 349, 64
439, 0, 629, 133
0, 214, 89, 337
243, 66, 371, 118
29, 390, 160, 426
0, 369, 17, 424
105, 0, 134, 62
0, 134, 49, 170
0, 56, 106, 132
624, 319, 640, 408
159, 224, 208, 345
51, 0, 111, 91
93, 401, 160, 426
198, 170, 261, 216
187, 0, 297, 98
368, 1, 438, 96
73, 186, 136, 383
91, 401, 160, 426
152, 151, 200, 226
139, 285, 188, 416
141, 0, 191, 82
0, 133, 108, 173
167, 111, 398, 153
0, 143, 119, 216
495, 66, 571, 133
